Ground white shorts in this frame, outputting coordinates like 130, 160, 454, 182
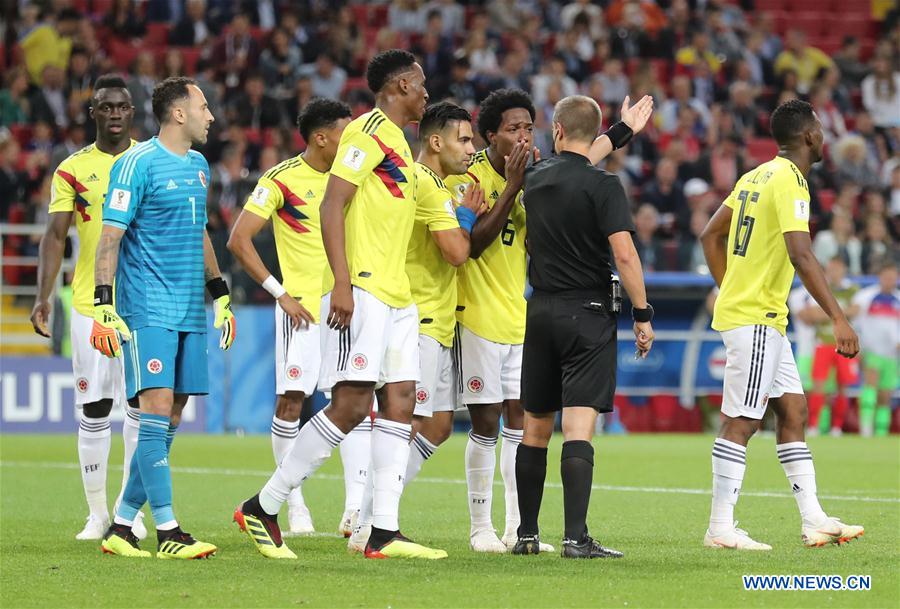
414, 335, 457, 417
319, 288, 419, 391
720, 324, 804, 420
457, 325, 522, 404
70, 309, 126, 407
275, 302, 320, 396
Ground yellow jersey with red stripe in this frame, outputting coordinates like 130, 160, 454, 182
244, 154, 328, 323
48, 140, 136, 315
712, 156, 811, 335
325, 108, 417, 308
407, 162, 462, 348
444, 149, 527, 344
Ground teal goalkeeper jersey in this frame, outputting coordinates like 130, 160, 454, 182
102, 137, 209, 333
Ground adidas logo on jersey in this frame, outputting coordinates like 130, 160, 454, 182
305, 190, 315, 198
490, 190, 499, 200
85, 173, 99, 182
166, 179, 178, 190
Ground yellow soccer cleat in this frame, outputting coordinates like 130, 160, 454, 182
364, 533, 448, 560
100, 526, 151, 558
233, 505, 297, 559
156, 529, 217, 559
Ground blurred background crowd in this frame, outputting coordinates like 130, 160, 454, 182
1, 0, 899, 304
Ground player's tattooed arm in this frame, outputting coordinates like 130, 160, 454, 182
203, 230, 223, 282
94, 225, 126, 286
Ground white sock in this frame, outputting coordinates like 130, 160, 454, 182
270, 415, 306, 509
405, 433, 438, 486
371, 418, 412, 531
466, 431, 497, 534
777, 442, 827, 526
340, 418, 372, 513
709, 438, 747, 535
259, 410, 345, 516
500, 426, 522, 534
78, 413, 111, 519
114, 406, 140, 513
358, 459, 375, 528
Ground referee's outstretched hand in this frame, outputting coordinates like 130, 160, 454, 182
634, 321, 654, 359
620, 95, 654, 135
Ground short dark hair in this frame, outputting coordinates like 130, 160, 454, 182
366, 49, 417, 94
418, 101, 471, 141
93, 74, 128, 93
152, 76, 195, 123
552, 95, 601, 143
297, 97, 352, 142
769, 99, 816, 146
476, 88, 535, 141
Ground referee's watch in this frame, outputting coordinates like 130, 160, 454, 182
632, 304, 654, 323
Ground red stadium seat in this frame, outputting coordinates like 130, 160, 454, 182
788, 0, 833, 12
746, 138, 778, 164
177, 47, 201, 75
790, 12, 828, 38
832, 16, 876, 39
9, 125, 33, 148
107, 39, 141, 71
817, 189, 836, 212
145, 23, 170, 46
755, 0, 786, 11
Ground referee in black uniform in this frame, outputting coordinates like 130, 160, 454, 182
512, 95, 655, 559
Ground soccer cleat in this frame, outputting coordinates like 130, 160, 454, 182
510, 535, 541, 555
347, 523, 371, 554
284, 503, 315, 537
233, 504, 297, 559
76, 514, 109, 540
502, 530, 555, 553
132, 511, 147, 541
802, 517, 864, 547
364, 533, 448, 560
704, 523, 772, 550
156, 528, 217, 559
561, 536, 624, 559
339, 509, 358, 538
471, 529, 508, 553
100, 525, 151, 558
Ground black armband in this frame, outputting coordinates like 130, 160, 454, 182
631, 304, 654, 323
603, 121, 634, 150
94, 285, 114, 306
206, 277, 229, 299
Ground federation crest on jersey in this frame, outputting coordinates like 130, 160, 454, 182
198, 170, 207, 188
76, 377, 89, 393
286, 365, 302, 380
415, 388, 429, 404
147, 359, 163, 374
351, 353, 368, 370
467, 376, 484, 393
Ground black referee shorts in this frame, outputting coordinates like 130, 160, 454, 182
521, 290, 617, 414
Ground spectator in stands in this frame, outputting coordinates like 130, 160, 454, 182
440, 57, 477, 110
724, 81, 757, 139
0, 68, 31, 127
531, 54, 578, 106
323, 7, 362, 73
862, 54, 900, 130
169, 0, 217, 46
810, 85, 848, 145
632, 203, 667, 272
126, 52, 158, 139
209, 143, 254, 223
260, 27, 304, 100
29, 66, 68, 131
160, 48, 187, 80
425, 0, 465, 36
774, 29, 833, 95
595, 58, 630, 106
658, 0, 695, 59
675, 29, 722, 77
659, 75, 709, 134
19, 7, 80, 85
49, 121, 85, 172
413, 30, 454, 92
707, 6, 743, 63
834, 135, 881, 190
889, 165, 900, 216
0, 134, 28, 221
561, 0, 604, 38
423, 9, 454, 55
104, 0, 146, 39
282, 75, 314, 124
65, 47, 95, 109
754, 12, 783, 64
861, 215, 897, 273
608, 2, 655, 59
487, 0, 530, 33
695, 132, 746, 198
834, 36, 870, 90
301, 53, 347, 102
280, 13, 319, 64
463, 28, 501, 78
389, 0, 428, 34
606, 0, 666, 37
229, 72, 284, 130
643, 158, 687, 220
852, 111, 887, 169
496, 50, 531, 92
214, 12, 260, 91
678, 208, 711, 273
739, 31, 768, 87
813, 211, 863, 275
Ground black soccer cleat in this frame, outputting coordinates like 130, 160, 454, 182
561, 536, 623, 559
511, 535, 541, 555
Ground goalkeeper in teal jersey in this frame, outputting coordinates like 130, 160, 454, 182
91, 77, 235, 560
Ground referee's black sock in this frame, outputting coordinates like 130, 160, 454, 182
561, 440, 594, 542
515, 443, 547, 538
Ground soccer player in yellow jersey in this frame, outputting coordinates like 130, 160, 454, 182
30, 75, 145, 541
236, 50, 446, 560
700, 99, 864, 550
227, 99, 352, 536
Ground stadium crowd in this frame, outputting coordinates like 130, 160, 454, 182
1, 0, 898, 303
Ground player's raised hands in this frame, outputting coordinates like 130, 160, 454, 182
278, 293, 314, 330
620, 95, 654, 135
328, 282, 354, 330
504, 141, 529, 191
833, 317, 859, 359
460, 183, 486, 217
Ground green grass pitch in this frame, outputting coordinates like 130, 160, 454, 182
1, 433, 897, 609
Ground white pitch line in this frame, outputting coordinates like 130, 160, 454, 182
2, 460, 898, 504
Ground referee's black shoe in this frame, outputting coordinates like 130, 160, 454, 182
561, 536, 623, 559
511, 535, 541, 555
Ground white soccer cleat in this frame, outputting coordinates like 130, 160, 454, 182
829, 428, 843, 437
338, 509, 358, 538
802, 516, 864, 547
75, 514, 109, 540
348, 523, 371, 554
471, 529, 508, 553
704, 523, 772, 550
283, 503, 315, 536
132, 511, 147, 541
501, 529, 555, 553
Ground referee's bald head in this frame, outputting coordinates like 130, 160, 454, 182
552, 95, 602, 143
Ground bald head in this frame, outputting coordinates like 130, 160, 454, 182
552, 95, 602, 144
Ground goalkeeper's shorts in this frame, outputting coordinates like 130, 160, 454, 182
123, 326, 208, 399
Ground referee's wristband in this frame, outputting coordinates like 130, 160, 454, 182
604, 121, 634, 150
94, 285, 113, 306
206, 277, 230, 299
632, 304, 654, 323
456, 206, 477, 234
262, 275, 287, 299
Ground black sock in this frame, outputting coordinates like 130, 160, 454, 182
516, 443, 548, 537
243, 494, 277, 519
368, 526, 397, 549
156, 526, 182, 544
561, 440, 594, 542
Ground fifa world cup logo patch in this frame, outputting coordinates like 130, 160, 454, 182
76, 377, 89, 393
286, 365, 302, 380
351, 353, 368, 370
415, 388, 429, 404
467, 377, 484, 393
147, 359, 163, 374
